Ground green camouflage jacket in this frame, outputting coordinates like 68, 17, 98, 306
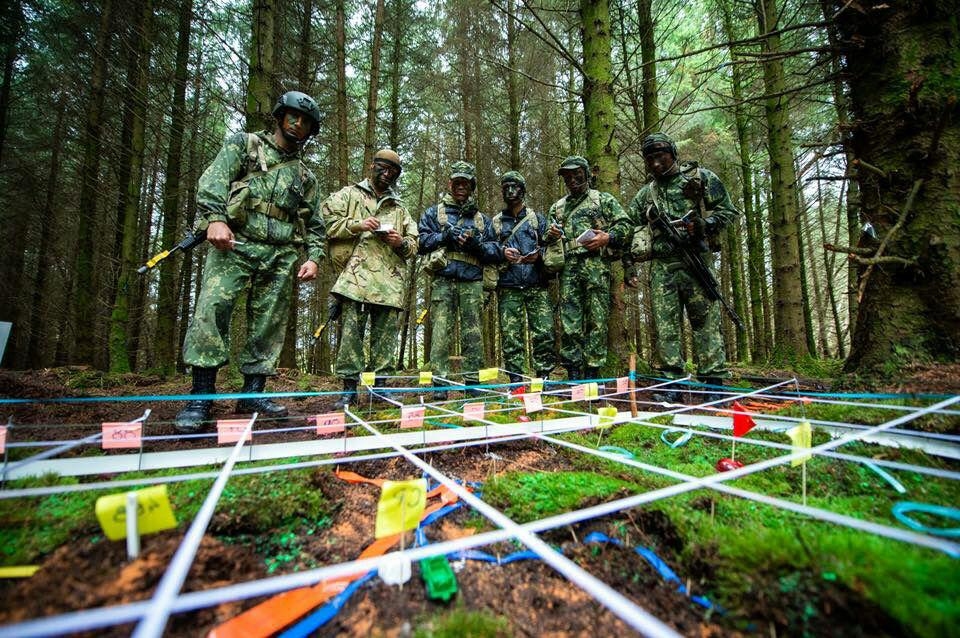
627, 163, 739, 259
196, 131, 325, 263
325, 178, 418, 309
546, 188, 631, 257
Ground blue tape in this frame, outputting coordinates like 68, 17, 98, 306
660, 429, 692, 448
583, 532, 718, 610
892, 502, 960, 538
864, 462, 907, 494
277, 570, 377, 638
598, 446, 635, 459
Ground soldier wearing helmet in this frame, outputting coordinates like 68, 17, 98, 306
544, 155, 632, 381
321, 148, 418, 409
176, 91, 326, 432
418, 160, 501, 398
492, 171, 556, 385
626, 132, 740, 403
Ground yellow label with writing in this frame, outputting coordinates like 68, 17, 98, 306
95, 485, 178, 541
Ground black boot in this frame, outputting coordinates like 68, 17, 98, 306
236, 374, 288, 417
651, 390, 683, 405
374, 376, 391, 406
333, 379, 358, 410
584, 366, 600, 380
175, 367, 218, 433
566, 365, 582, 381
465, 378, 484, 397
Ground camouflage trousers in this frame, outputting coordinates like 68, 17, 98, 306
498, 286, 555, 376
559, 255, 610, 368
183, 241, 299, 374
335, 299, 400, 379
651, 255, 728, 378
429, 277, 484, 382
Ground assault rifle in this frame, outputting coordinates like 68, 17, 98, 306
137, 229, 207, 275
647, 206, 744, 330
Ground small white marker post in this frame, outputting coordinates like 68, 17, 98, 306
126, 492, 140, 560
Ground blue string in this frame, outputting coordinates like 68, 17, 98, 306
892, 502, 960, 538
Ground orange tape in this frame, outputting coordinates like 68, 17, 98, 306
209, 472, 461, 638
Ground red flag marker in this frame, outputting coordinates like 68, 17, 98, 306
732, 401, 757, 437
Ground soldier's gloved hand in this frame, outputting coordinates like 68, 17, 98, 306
684, 215, 707, 239
624, 264, 640, 288
441, 226, 456, 247
462, 230, 481, 250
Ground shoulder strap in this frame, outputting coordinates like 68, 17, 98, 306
473, 211, 485, 232
437, 202, 446, 225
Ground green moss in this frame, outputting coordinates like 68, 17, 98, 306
413, 607, 510, 638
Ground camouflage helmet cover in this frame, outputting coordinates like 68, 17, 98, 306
272, 91, 321, 136
557, 155, 590, 175
641, 132, 678, 159
500, 170, 526, 187
449, 160, 477, 183
373, 148, 402, 172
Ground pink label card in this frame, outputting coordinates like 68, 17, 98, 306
616, 377, 629, 394
217, 419, 253, 444
522, 393, 543, 414
571, 384, 586, 401
312, 412, 345, 435
101, 422, 142, 450
0, 425, 7, 454
400, 406, 426, 429
463, 402, 485, 422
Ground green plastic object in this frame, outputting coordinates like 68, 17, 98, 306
419, 555, 458, 602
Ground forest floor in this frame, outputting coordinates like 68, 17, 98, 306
0, 364, 957, 636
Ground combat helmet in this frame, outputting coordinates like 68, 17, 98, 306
272, 91, 321, 136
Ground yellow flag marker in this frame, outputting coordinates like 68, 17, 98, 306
419, 371, 433, 386
416, 308, 428, 325
529, 378, 544, 392
787, 421, 812, 466
0, 566, 39, 578
585, 382, 599, 400
360, 371, 376, 386
598, 406, 617, 428
375, 479, 427, 538
95, 485, 178, 541
478, 367, 498, 382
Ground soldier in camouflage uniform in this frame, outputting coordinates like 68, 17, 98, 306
322, 149, 418, 409
626, 133, 740, 401
176, 91, 326, 432
493, 171, 555, 384
545, 156, 631, 380
418, 161, 500, 395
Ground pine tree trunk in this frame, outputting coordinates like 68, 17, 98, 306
757, 0, 809, 358
836, 1, 960, 371
362, 0, 385, 168
335, 0, 349, 184
248, 0, 276, 132
155, 0, 193, 376
72, 0, 114, 366
109, 0, 153, 373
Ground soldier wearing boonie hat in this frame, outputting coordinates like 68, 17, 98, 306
322, 148, 418, 409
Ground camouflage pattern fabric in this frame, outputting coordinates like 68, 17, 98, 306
498, 287, 555, 376
183, 130, 325, 375
182, 242, 299, 373
547, 188, 629, 369
546, 188, 632, 258
334, 299, 401, 378
626, 164, 738, 259
558, 254, 611, 369
429, 277, 485, 382
325, 179, 417, 309
650, 256, 727, 378
627, 163, 739, 379
196, 130, 325, 262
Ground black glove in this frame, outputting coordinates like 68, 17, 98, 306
685, 215, 707, 239
442, 226, 460, 248
462, 229, 481, 250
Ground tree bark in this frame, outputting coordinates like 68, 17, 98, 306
109, 0, 153, 373
757, 0, 809, 358
248, 0, 277, 132
836, 1, 960, 372
72, 0, 115, 366
155, 0, 193, 376
362, 0, 386, 168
